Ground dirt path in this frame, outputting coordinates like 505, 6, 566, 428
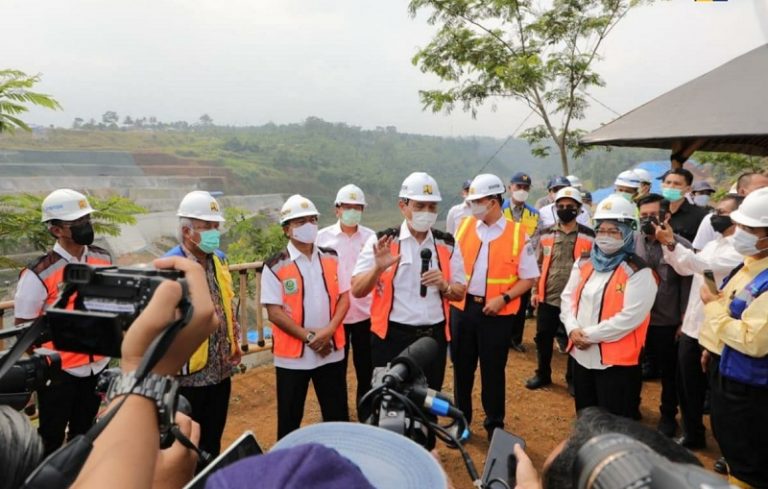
223, 320, 721, 487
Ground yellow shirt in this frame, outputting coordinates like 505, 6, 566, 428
699, 255, 768, 356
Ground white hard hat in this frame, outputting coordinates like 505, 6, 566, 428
614, 170, 641, 189
566, 175, 583, 189
632, 168, 653, 184
177, 191, 225, 222
465, 174, 505, 201
335, 184, 366, 206
554, 186, 583, 205
730, 187, 768, 228
280, 194, 320, 224
398, 172, 441, 202
41, 189, 95, 222
594, 194, 638, 225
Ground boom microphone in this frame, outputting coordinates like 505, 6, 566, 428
420, 248, 432, 297
382, 336, 438, 388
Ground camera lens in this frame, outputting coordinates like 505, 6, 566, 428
574, 434, 658, 489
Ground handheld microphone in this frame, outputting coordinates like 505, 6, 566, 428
420, 248, 432, 297
382, 336, 438, 388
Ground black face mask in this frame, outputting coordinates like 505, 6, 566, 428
640, 217, 658, 236
711, 215, 733, 234
69, 222, 94, 245
556, 207, 578, 223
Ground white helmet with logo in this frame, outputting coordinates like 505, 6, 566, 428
177, 191, 225, 222
554, 186, 583, 205
465, 174, 506, 201
280, 194, 320, 224
730, 187, 768, 228
594, 194, 638, 226
41, 189, 95, 223
632, 168, 653, 184
399, 172, 441, 202
566, 175, 583, 189
335, 184, 367, 206
614, 170, 641, 189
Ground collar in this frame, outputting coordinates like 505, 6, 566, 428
288, 241, 318, 262
54, 241, 88, 262
330, 220, 360, 237
744, 254, 768, 273
399, 220, 434, 243
180, 244, 202, 264
555, 222, 579, 235
476, 215, 506, 231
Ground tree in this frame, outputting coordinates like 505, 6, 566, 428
198, 114, 214, 127
123, 115, 134, 126
102, 110, 119, 126
72, 117, 84, 129
694, 152, 768, 181
223, 207, 286, 265
409, 0, 653, 175
0, 69, 61, 133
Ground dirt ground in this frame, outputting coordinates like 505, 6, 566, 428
223, 320, 722, 488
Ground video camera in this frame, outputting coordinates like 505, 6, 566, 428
0, 348, 60, 410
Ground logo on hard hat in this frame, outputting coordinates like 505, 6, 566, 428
602, 201, 613, 210
349, 192, 357, 200
210, 201, 220, 212
423, 184, 433, 195
78, 200, 88, 209
468, 187, 476, 195
564, 190, 573, 197
300, 201, 309, 209
523, 176, 530, 182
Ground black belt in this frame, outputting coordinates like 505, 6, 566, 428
466, 293, 485, 304
389, 321, 443, 338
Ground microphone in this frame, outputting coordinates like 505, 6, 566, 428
409, 385, 464, 418
382, 336, 438, 388
420, 248, 432, 297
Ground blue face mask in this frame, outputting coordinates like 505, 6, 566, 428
661, 187, 683, 202
196, 229, 221, 254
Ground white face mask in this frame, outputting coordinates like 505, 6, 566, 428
409, 211, 437, 232
732, 227, 765, 257
595, 236, 624, 255
469, 201, 490, 220
693, 195, 711, 207
512, 189, 529, 203
292, 222, 318, 244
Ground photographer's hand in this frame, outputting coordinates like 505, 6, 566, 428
152, 412, 200, 489
514, 444, 542, 489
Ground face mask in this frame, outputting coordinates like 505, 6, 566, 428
639, 217, 658, 236
617, 191, 634, 202
595, 236, 624, 255
512, 190, 529, 203
292, 222, 318, 244
469, 201, 490, 220
661, 187, 683, 202
556, 207, 578, 223
195, 229, 221, 254
69, 221, 95, 246
340, 209, 362, 227
711, 215, 733, 235
409, 211, 437, 232
693, 195, 711, 207
732, 227, 766, 257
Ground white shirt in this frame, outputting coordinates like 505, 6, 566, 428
353, 221, 466, 326
261, 242, 350, 370
560, 263, 657, 370
692, 213, 718, 251
14, 242, 110, 377
539, 203, 592, 229
446, 202, 471, 235
466, 216, 541, 296
317, 221, 375, 325
663, 235, 742, 339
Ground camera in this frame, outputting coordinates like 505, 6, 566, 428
45, 263, 187, 357
575, 433, 734, 489
0, 348, 60, 410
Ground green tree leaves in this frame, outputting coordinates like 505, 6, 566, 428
0, 69, 61, 133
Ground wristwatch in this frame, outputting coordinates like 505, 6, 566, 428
502, 292, 512, 304
304, 331, 316, 344
665, 241, 676, 251
106, 370, 179, 433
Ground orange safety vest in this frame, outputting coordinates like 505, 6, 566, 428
266, 247, 344, 359
21, 246, 112, 370
537, 224, 594, 303
369, 228, 454, 340
452, 216, 526, 316
571, 258, 651, 366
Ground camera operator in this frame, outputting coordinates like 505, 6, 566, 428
13, 189, 113, 455
0, 405, 44, 489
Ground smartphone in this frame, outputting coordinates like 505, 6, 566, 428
483, 429, 526, 488
703, 269, 718, 295
659, 200, 670, 229
185, 431, 263, 489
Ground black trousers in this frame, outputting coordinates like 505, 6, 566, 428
37, 371, 101, 456
573, 361, 642, 419
677, 334, 707, 440
708, 353, 768, 488
534, 302, 573, 382
510, 290, 531, 345
450, 303, 514, 433
275, 359, 349, 440
179, 377, 232, 457
343, 318, 373, 413
371, 320, 447, 391
645, 325, 679, 419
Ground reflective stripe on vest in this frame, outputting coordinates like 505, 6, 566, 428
27, 250, 112, 370
537, 230, 594, 303
369, 240, 452, 340
502, 205, 539, 238
571, 260, 649, 366
269, 251, 343, 358
452, 216, 525, 316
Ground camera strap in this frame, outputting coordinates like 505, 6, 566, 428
0, 316, 48, 381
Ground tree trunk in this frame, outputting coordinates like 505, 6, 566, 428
559, 142, 569, 175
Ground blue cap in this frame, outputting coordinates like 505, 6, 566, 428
462, 179, 472, 190
547, 176, 571, 190
509, 172, 532, 185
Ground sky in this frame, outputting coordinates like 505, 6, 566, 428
2, 0, 767, 138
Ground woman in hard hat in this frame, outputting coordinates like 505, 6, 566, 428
559, 194, 657, 418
